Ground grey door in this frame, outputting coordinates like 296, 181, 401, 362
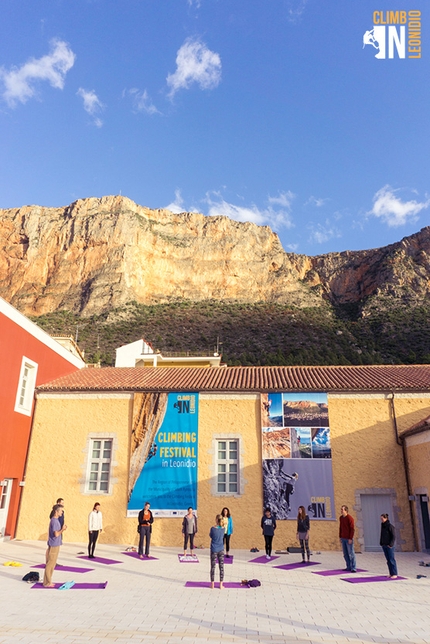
361, 494, 394, 552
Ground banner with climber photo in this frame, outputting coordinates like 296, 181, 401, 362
127, 392, 198, 517
261, 392, 335, 520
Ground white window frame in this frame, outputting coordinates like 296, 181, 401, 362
14, 357, 38, 416
85, 438, 113, 494
215, 438, 240, 495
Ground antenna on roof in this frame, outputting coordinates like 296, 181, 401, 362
214, 336, 223, 357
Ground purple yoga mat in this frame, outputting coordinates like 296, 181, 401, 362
342, 575, 407, 583
185, 581, 247, 589
178, 554, 199, 563
248, 555, 279, 564
274, 561, 320, 570
77, 556, 122, 565
313, 568, 367, 576
32, 564, 94, 573
122, 552, 158, 560
31, 582, 108, 589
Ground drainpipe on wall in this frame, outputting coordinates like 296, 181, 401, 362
389, 392, 419, 551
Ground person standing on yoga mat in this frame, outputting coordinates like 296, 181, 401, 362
43, 504, 67, 587
296, 505, 310, 563
339, 505, 356, 572
220, 507, 233, 558
209, 514, 225, 589
182, 507, 198, 557
380, 513, 398, 578
88, 502, 103, 558
261, 507, 276, 559
137, 501, 154, 558
47, 498, 65, 562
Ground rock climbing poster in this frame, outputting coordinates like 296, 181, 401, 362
261, 392, 335, 520
127, 392, 198, 517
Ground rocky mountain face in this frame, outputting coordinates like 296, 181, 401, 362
0, 195, 429, 317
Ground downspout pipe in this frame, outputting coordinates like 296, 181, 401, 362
389, 392, 419, 551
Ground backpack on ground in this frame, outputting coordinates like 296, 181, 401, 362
22, 571, 40, 583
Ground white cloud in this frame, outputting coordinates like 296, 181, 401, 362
77, 88, 104, 127
165, 189, 186, 214
205, 191, 294, 230
187, 0, 201, 7
305, 195, 327, 208
167, 38, 221, 98
128, 88, 160, 115
0, 39, 75, 107
308, 221, 341, 245
287, 0, 309, 22
268, 191, 295, 210
369, 185, 429, 227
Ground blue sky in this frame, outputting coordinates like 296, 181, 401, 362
0, 0, 428, 256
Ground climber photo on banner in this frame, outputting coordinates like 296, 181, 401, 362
261, 392, 335, 520
127, 392, 199, 517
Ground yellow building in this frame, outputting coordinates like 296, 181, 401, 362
16, 365, 430, 553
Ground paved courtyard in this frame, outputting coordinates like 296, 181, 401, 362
1, 539, 429, 644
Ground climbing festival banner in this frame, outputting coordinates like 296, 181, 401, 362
261, 392, 335, 521
127, 392, 198, 517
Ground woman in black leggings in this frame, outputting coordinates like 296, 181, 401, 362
261, 507, 276, 560
88, 503, 103, 558
220, 507, 233, 558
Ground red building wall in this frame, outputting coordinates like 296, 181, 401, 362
0, 305, 84, 538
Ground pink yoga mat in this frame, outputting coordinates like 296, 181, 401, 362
185, 581, 247, 588
342, 575, 406, 583
248, 555, 279, 564
178, 554, 199, 563
274, 561, 320, 570
77, 556, 122, 565
32, 564, 94, 573
313, 568, 367, 576
31, 582, 108, 589
122, 552, 158, 560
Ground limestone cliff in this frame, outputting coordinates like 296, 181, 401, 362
0, 195, 429, 317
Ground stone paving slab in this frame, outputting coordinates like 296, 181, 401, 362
1, 540, 430, 644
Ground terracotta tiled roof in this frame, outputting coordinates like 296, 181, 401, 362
37, 365, 430, 393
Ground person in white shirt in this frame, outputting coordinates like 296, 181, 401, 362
88, 503, 103, 558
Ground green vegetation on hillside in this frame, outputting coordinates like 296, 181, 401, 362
31, 300, 430, 367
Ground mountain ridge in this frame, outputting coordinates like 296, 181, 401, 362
1, 194, 429, 318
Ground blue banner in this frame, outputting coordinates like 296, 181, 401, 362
127, 392, 198, 517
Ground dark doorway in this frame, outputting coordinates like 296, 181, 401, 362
419, 495, 430, 551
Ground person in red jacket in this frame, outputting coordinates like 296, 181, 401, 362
339, 505, 356, 572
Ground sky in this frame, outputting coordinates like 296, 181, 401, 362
0, 0, 429, 256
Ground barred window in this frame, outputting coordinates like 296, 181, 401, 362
216, 439, 239, 494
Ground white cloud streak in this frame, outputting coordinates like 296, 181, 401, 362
128, 88, 160, 115
308, 221, 341, 245
305, 195, 327, 207
0, 39, 75, 107
369, 185, 429, 227
205, 191, 294, 230
287, 0, 309, 23
165, 189, 186, 214
77, 88, 104, 127
167, 38, 221, 98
